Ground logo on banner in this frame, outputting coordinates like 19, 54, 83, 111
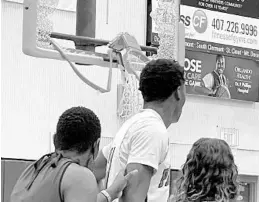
180, 15, 191, 27
192, 10, 208, 33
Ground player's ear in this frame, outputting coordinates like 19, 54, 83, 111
175, 84, 186, 102
174, 86, 181, 101
92, 138, 100, 158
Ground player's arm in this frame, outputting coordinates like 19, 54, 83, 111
122, 163, 153, 202
93, 143, 112, 183
121, 127, 165, 202
62, 163, 137, 202
61, 163, 107, 202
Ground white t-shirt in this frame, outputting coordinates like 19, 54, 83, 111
102, 109, 170, 202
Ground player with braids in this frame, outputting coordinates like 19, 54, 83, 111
174, 138, 239, 202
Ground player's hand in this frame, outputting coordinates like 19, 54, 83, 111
106, 169, 138, 201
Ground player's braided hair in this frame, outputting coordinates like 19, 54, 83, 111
54, 106, 101, 154
176, 138, 239, 202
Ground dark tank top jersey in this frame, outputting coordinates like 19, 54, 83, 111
10, 153, 75, 202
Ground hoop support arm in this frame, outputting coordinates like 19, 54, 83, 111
50, 32, 158, 54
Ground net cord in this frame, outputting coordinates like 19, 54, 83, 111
50, 38, 113, 93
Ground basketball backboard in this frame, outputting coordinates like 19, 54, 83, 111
22, 0, 160, 67
22, 0, 185, 119
22, 0, 111, 67
22, 0, 185, 66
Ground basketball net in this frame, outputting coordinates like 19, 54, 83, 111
36, 0, 58, 49
117, 70, 143, 121
108, 33, 149, 122
116, 0, 180, 122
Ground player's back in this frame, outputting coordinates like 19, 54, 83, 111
10, 153, 74, 202
103, 109, 171, 202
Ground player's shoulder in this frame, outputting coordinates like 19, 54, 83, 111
129, 113, 167, 138
60, 163, 98, 202
131, 110, 165, 127
62, 163, 97, 188
136, 112, 165, 129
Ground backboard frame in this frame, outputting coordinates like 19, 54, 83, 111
22, 0, 158, 67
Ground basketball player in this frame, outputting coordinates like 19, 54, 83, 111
10, 107, 137, 202
195, 54, 231, 98
94, 59, 186, 202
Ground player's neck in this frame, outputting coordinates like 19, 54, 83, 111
57, 150, 92, 167
143, 102, 174, 128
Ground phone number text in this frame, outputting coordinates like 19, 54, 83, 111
211, 18, 258, 37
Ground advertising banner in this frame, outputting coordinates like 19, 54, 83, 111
184, 50, 259, 102
151, 1, 259, 60
181, 0, 259, 19
180, 5, 259, 52
150, 0, 259, 102
185, 38, 259, 61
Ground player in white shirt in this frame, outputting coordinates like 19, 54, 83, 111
93, 59, 186, 202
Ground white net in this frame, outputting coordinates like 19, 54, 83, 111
118, 0, 180, 122
117, 51, 146, 121
151, 0, 179, 60
36, 0, 58, 49
118, 71, 143, 120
